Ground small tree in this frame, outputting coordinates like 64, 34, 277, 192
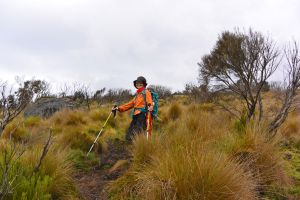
93, 88, 106, 105
147, 85, 172, 100
58, 83, 71, 98
183, 81, 211, 102
269, 42, 300, 133
198, 28, 300, 133
0, 79, 46, 136
59, 82, 93, 109
102, 88, 132, 104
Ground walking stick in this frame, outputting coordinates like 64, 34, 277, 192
87, 105, 117, 157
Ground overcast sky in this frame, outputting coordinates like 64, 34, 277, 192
0, 0, 299, 92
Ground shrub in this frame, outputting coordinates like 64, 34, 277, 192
20, 145, 77, 199
0, 141, 77, 200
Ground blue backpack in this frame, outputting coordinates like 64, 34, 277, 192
131, 89, 159, 119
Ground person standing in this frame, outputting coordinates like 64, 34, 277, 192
112, 76, 153, 142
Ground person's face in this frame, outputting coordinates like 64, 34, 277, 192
136, 83, 144, 89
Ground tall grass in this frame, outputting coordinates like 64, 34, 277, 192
108, 105, 291, 199
168, 102, 182, 120
1, 97, 296, 199
0, 140, 77, 199
108, 110, 259, 199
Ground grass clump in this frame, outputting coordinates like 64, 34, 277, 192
108, 111, 259, 200
168, 102, 182, 120
57, 127, 95, 151
67, 149, 99, 171
109, 134, 257, 200
2, 121, 30, 142
24, 116, 42, 128
51, 109, 87, 126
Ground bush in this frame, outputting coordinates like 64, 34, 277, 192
0, 141, 77, 200
21, 146, 76, 199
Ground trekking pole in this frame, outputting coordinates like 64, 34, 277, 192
146, 103, 152, 140
87, 105, 117, 157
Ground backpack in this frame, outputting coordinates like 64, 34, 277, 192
131, 89, 159, 119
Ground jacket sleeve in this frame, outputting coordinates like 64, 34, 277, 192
146, 90, 154, 106
118, 99, 135, 112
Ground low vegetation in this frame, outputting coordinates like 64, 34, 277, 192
1, 28, 300, 200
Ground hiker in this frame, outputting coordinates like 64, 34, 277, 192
112, 76, 154, 142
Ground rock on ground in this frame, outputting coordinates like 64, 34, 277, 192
24, 97, 78, 118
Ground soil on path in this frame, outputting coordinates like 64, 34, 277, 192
74, 139, 131, 200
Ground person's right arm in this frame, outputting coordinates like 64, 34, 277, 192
117, 99, 135, 112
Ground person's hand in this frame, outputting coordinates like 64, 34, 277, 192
112, 106, 119, 111
148, 105, 153, 112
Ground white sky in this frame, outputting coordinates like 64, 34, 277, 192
0, 0, 299, 92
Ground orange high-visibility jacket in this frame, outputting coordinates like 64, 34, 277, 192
118, 89, 153, 115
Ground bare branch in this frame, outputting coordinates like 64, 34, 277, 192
33, 130, 53, 173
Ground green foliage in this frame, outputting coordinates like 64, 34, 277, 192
12, 174, 52, 200
67, 149, 99, 171
234, 110, 247, 134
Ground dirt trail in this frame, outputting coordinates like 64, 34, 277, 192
74, 139, 131, 200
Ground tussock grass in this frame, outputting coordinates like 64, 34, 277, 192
24, 116, 42, 127
108, 112, 259, 200
57, 127, 95, 151
67, 149, 99, 171
109, 105, 292, 199
168, 102, 182, 120
1, 95, 298, 199
89, 108, 110, 122
0, 140, 77, 199
233, 126, 289, 187
51, 109, 87, 126
2, 121, 30, 142
281, 112, 300, 138
21, 145, 76, 198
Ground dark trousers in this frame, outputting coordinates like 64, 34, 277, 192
125, 113, 147, 142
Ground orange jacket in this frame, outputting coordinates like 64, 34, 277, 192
118, 89, 153, 115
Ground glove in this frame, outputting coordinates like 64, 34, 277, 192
112, 106, 119, 111
112, 105, 118, 118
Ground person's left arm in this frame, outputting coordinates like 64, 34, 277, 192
146, 90, 154, 111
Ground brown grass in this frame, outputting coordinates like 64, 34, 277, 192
108, 111, 260, 200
